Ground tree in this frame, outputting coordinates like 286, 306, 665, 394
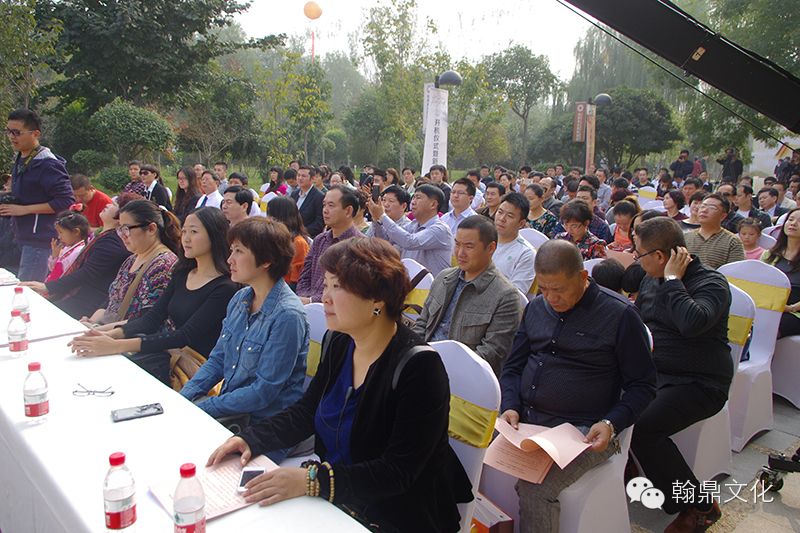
531, 86, 681, 169
90, 99, 175, 164
343, 88, 392, 166
177, 69, 260, 166
323, 129, 350, 166
362, 0, 431, 169
486, 45, 559, 167
36, 0, 283, 113
0, 0, 60, 112
288, 60, 333, 162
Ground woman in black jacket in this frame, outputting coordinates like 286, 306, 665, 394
139, 164, 172, 211
207, 237, 472, 533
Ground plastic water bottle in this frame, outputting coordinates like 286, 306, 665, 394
8, 309, 27, 357
12, 286, 30, 322
173, 463, 206, 533
23, 362, 48, 423
104, 452, 137, 532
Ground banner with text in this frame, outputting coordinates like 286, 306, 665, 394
421, 86, 449, 176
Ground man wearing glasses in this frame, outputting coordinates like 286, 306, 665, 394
683, 193, 745, 269
2, 109, 75, 282
631, 217, 732, 532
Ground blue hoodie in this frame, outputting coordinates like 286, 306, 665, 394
10, 146, 75, 248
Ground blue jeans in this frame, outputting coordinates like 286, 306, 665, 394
18, 245, 50, 282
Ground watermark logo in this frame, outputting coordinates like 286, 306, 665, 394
627, 477, 665, 510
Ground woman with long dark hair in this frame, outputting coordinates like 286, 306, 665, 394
70, 207, 238, 384
262, 166, 287, 196
79, 199, 181, 326
761, 207, 800, 338
267, 195, 310, 291
174, 166, 201, 223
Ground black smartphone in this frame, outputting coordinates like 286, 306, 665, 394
237, 467, 266, 492
111, 403, 164, 422
372, 185, 381, 203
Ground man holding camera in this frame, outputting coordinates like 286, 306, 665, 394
2, 109, 74, 282
670, 150, 694, 179
716, 147, 743, 182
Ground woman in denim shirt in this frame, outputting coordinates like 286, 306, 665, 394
180, 218, 310, 463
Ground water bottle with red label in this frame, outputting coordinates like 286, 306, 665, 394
104, 452, 137, 532
23, 362, 48, 423
12, 286, 30, 322
8, 309, 28, 357
173, 463, 206, 533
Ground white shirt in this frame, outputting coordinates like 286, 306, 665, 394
440, 207, 477, 236
493, 237, 537, 294
781, 197, 797, 210
296, 187, 312, 210
196, 189, 223, 209
470, 188, 484, 211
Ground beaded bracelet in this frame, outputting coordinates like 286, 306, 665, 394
305, 463, 319, 497
322, 461, 335, 503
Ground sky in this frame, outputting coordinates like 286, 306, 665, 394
234, 0, 593, 81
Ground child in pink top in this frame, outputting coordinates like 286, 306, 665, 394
46, 209, 91, 283
737, 218, 766, 261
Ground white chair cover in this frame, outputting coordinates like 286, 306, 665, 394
642, 200, 664, 211
718, 260, 791, 451
756, 233, 777, 249
519, 228, 549, 249
401, 258, 434, 322
583, 258, 604, 276
772, 335, 800, 408
431, 340, 501, 533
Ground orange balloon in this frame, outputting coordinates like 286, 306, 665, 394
304, 1, 322, 19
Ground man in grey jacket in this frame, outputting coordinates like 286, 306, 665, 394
413, 215, 522, 376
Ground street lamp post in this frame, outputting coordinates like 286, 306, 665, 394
422, 70, 462, 175
574, 93, 612, 172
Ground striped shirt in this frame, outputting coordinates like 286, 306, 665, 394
684, 228, 746, 269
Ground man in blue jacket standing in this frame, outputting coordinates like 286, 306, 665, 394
2, 109, 74, 281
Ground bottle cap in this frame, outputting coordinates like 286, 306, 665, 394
11, 310, 20, 317
109, 452, 126, 466
180, 463, 196, 478
28, 362, 41, 372
14, 287, 22, 293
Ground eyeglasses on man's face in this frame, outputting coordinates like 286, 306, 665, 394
633, 248, 661, 261
4, 128, 36, 137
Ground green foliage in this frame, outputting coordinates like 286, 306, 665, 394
531, 86, 681, 169
343, 88, 393, 167
0, 0, 61, 113
288, 60, 333, 160
90, 99, 175, 164
97, 165, 131, 193
486, 45, 559, 166
72, 150, 115, 175
177, 68, 261, 166
51, 101, 102, 171
323, 129, 349, 166
36, 0, 284, 112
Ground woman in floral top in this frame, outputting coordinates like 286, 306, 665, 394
554, 199, 608, 260
80, 199, 181, 326
524, 183, 559, 238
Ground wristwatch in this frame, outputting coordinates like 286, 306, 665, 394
600, 418, 617, 439
664, 274, 680, 282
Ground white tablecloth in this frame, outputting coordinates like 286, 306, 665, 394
0, 284, 87, 348
0, 334, 367, 533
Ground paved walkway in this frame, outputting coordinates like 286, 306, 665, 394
630, 395, 800, 532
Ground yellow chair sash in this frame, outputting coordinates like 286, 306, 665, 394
728, 314, 754, 346
451, 255, 458, 268
306, 340, 322, 378
726, 277, 790, 312
404, 288, 429, 314
448, 394, 498, 449
527, 277, 538, 296
637, 188, 657, 200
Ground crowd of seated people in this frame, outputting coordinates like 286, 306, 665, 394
6, 117, 800, 533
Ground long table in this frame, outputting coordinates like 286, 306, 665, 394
0, 283, 87, 348
0, 291, 366, 532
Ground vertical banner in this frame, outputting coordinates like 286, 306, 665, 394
573, 102, 587, 142
421, 86, 449, 176
585, 104, 596, 172
422, 82, 434, 132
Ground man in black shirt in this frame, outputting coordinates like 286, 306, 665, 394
632, 217, 732, 533
499, 240, 656, 533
